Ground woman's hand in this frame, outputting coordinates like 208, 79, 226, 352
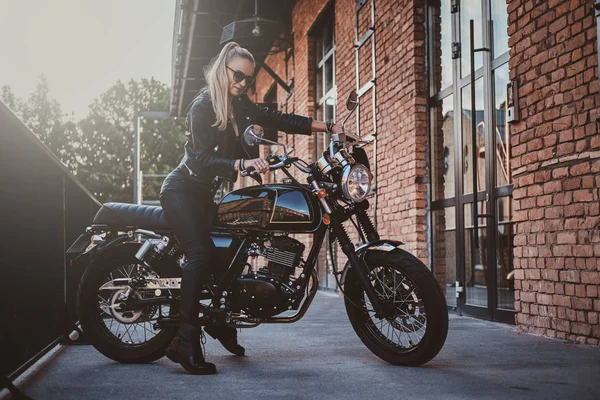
331, 123, 343, 134
245, 158, 270, 174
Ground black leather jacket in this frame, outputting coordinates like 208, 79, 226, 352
160, 90, 312, 194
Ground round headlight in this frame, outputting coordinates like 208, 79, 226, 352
341, 164, 372, 202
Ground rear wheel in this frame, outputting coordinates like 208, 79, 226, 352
77, 244, 180, 363
344, 248, 448, 366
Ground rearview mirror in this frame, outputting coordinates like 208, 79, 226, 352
346, 90, 358, 111
243, 125, 265, 146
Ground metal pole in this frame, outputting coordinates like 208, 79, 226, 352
470, 20, 478, 253
139, 171, 144, 205
133, 111, 171, 205
133, 111, 141, 204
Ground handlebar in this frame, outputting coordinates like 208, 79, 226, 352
240, 166, 263, 184
240, 154, 307, 184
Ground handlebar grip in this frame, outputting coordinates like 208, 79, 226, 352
241, 166, 263, 185
240, 166, 255, 177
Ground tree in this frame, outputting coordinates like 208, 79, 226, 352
1, 76, 81, 173
2, 76, 186, 203
77, 78, 185, 202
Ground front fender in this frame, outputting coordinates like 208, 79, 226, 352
339, 239, 404, 285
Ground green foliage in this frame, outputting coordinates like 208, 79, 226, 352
1, 76, 185, 203
1, 76, 81, 173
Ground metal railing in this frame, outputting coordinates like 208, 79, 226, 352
0, 100, 100, 381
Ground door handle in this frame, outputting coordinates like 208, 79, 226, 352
469, 20, 491, 250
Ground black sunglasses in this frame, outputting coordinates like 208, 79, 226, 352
227, 66, 255, 86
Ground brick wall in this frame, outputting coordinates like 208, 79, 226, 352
253, 0, 429, 265
508, 0, 600, 343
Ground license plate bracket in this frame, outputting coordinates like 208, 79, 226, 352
66, 233, 92, 254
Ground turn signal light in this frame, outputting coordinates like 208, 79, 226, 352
322, 214, 331, 225
316, 189, 327, 198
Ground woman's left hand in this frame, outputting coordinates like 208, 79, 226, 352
245, 158, 270, 174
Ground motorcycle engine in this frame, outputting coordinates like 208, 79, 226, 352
229, 236, 306, 318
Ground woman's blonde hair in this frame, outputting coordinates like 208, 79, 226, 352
203, 42, 255, 131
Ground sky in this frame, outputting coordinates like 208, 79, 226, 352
0, 0, 175, 120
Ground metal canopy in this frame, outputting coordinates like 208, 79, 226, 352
171, 0, 295, 117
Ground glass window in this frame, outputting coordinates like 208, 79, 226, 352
430, 1, 453, 93
494, 63, 511, 188
431, 96, 455, 200
491, 1, 509, 58
461, 78, 485, 194
314, 7, 335, 162
316, 67, 323, 99
496, 196, 514, 310
324, 23, 334, 55
460, 0, 483, 78
464, 201, 489, 308
432, 207, 457, 307
325, 57, 334, 94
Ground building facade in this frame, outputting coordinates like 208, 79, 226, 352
171, 0, 600, 343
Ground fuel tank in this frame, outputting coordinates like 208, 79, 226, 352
215, 185, 322, 232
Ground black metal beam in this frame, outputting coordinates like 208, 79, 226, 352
256, 59, 292, 94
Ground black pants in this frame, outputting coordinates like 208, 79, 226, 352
159, 188, 215, 330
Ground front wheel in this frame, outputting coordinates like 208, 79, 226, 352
344, 248, 448, 366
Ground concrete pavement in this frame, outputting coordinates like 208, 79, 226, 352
17, 291, 600, 400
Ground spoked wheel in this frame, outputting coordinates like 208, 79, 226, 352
96, 263, 170, 345
77, 244, 180, 363
344, 248, 448, 366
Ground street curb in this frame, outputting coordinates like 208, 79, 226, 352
0, 344, 65, 400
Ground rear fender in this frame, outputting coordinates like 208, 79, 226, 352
339, 239, 404, 286
69, 233, 129, 268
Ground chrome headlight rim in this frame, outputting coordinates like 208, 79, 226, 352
341, 164, 372, 202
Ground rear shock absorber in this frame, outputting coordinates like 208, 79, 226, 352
356, 209, 380, 242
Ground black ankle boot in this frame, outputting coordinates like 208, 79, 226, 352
204, 323, 245, 356
166, 325, 217, 375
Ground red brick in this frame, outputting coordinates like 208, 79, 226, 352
581, 271, 600, 284
573, 189, 594, 202
553, 192, 572, 205
564, 203, 585, 217
553, 294, 572, 308
557, 232, 577, 244
552, 318, 570, 332
570, 162, 591, 176
572, 297, 593, 311
560, 270, 580, 282
563, 177, 582, 190
571, 322, 591, 336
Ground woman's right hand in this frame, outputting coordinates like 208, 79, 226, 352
244, 158, 270, 174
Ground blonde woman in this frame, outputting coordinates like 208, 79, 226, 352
159, 42, 341, 375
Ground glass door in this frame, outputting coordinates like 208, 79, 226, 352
429, 0, 514, 322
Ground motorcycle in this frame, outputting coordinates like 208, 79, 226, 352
68, 90, 448, 366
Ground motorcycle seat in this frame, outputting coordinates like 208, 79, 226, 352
93, 202, 170, 231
